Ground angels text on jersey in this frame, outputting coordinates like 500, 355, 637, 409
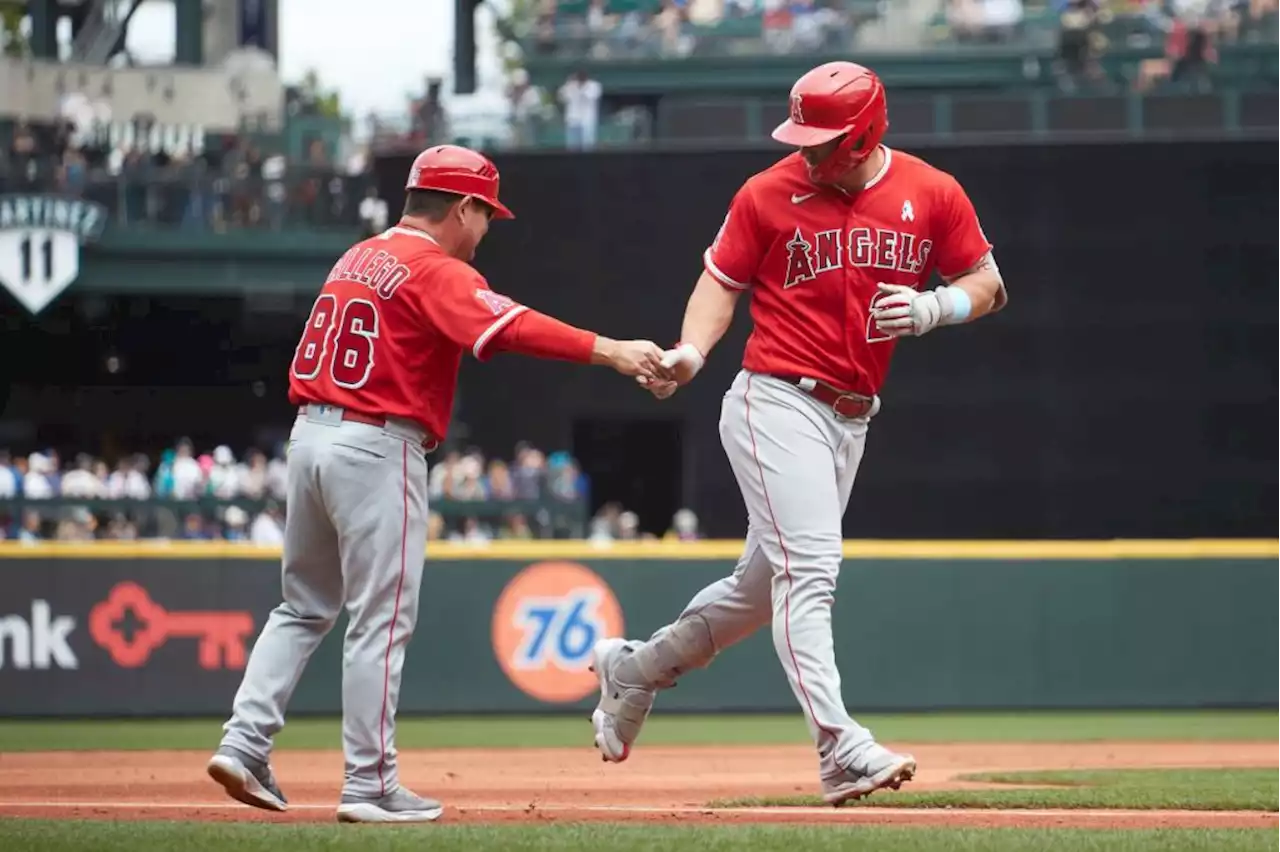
783, 226, 933, 289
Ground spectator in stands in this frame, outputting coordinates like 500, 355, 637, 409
58, 146, 88, 197
251, 500, 286, 545
168, 438, 204, 499
17, 510, 43, 543
266, 445, 288, 500
108, 454, 152, 499
56, 507, 97, 541
502, 513, 535, 540
1134, 8, 1221, 92
487, 460, 516, 501
0, 438, 584, 542
1057, 0, 1107, 90
665, 507, 701, 541
429, 449, 462, 499
508, 68, 550, 148
547, 452, 583, 502
102, 512, 138, 540
427, 510, 445, 542
454, 455, 489, 501
359, 186, 389, 238
6, 123, 42, 191
512, 443, 547, 499
23, 453, 55, 499
61, 453, 106, 498
207, 445, 239, 499
589, 500, 625, 542
0, 451, 17, 499
616, 510, 641, 540
224, 506, 251, 542
236, 449, 269, 499
459, 516, 492, 544
558, 69, 604, 150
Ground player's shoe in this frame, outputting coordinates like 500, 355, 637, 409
206, 746, 288, 812
821, 743, 917, 806
589, 637, 657, 763
336, 787, 444, 823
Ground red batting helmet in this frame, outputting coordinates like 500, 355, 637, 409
771, 62, 888, 184
405, 144, 514, 219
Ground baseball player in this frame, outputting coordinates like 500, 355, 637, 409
589, 62, 1007, 805
207, 145, 668, 823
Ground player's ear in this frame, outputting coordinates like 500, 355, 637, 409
456, 195, 475, 225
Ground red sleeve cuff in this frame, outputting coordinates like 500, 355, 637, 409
702, 248, 751, 290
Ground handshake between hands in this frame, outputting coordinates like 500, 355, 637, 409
593, 338, 702, 400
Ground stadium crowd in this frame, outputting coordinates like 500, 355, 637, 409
1, 81, 377, 230
0, 440, 699, 544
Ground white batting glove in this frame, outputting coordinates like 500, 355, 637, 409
871, 283, 968, 338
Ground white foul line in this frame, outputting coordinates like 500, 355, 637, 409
0, 801, 1274, 821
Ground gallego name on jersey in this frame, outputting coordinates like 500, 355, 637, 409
0, 195, 108, 242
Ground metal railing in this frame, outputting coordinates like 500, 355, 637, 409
0, 496, 590, 541
0, 163, 377, 232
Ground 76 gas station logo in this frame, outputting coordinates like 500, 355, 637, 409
491, 562, 624, 703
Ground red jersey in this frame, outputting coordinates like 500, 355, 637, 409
703, 147, 992, 395
287, 226, 530, 440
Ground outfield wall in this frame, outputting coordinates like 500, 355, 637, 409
0, 541, 1275, 717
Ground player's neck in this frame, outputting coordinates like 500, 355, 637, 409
832, 146, 886, 196
398, 215, 456, 256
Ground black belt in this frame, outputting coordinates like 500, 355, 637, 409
768, 375, 875, 419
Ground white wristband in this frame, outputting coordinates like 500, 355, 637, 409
662, 342, 705, 377
937, 285, 972, 325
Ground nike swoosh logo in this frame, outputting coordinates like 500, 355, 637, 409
791, 192, 817, 204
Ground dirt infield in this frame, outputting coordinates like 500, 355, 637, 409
0, 742, 1275, 829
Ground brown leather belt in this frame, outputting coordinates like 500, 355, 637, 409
299, 406, 439, 451
769, 375, 876, 419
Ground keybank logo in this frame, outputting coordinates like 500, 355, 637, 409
0, 601, 79, 670
491, 561, 624, 703
88, 582, 254, 670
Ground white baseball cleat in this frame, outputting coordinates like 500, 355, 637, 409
821, 743, 917, 806
336, 787, 444, 823
589, 637, 656, 763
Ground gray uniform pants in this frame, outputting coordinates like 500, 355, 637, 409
663, 370, 876, 779
220, 404, 429, 799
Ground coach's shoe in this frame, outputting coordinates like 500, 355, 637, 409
206, 746, 288, 812
589, 637, 657, 763
336, 787, 444, 823
821, 743, 917, 806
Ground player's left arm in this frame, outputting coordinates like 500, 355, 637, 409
873, 175, 1006, 338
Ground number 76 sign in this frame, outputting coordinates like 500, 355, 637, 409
491, 561, 625, 703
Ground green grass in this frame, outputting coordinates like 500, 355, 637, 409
0, 710, 1274, 753
715, 769, 1279, 812
0, 822, 1275, 852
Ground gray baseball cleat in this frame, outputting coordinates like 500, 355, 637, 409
821, 743, 917, 806
589, 637, 657, 763
206, 746, 288, 812
336, 787, 444, 823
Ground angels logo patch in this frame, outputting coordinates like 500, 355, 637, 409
475, 289, 516, 315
